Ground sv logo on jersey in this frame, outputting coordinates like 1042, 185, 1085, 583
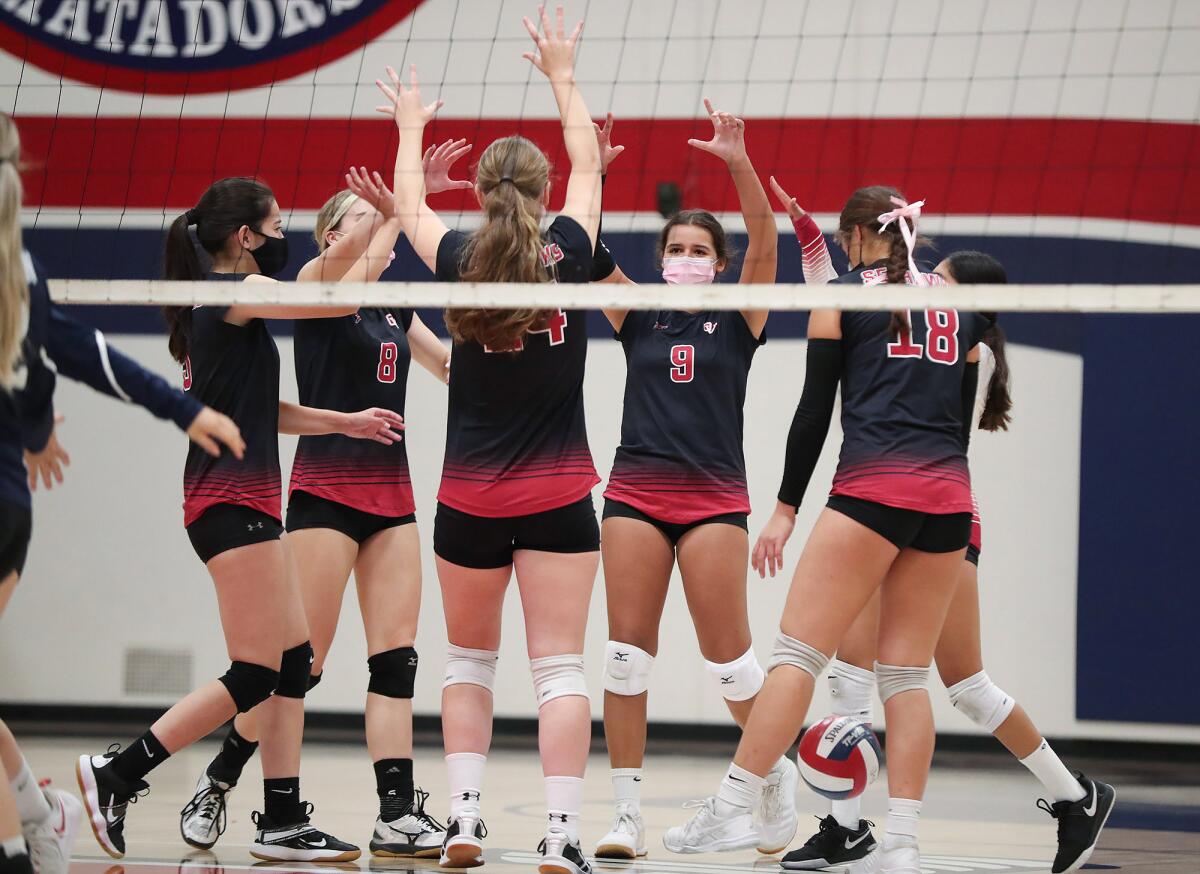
703, 321, 717, 334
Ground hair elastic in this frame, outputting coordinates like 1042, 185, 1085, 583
185, 208, 199, 226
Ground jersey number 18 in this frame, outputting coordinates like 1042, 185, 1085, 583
886, 309, 960, 365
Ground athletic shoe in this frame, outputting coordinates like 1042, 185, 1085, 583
23, 784, 84, 874
75, 747, 148, 859
369, 788, 446, 858
180, 773, 234, 850
249, 807, 361, 863
538, 829, 591, 874
1038, 772, 1116, 873
757, 757, 799, 854
845, 837, 920, 873
781, 816, 877, 869
439, 813, 487, 868
662, 797, 758, 854
594, 803, 646, 859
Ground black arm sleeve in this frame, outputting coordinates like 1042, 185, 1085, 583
777, 338, 843, 508
960, 361, 979, 451
591, 175, 616, 281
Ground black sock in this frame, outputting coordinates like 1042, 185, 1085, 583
0, 841, 34, 874
110, 730, 169, 783
374, 758, 414, 820
208, 723, 258, 786
263, 777, 304, 823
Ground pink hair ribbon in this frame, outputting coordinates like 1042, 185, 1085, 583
877, 196, 927, 286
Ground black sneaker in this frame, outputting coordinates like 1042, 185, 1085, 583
370, 787, 446, 858
439, 813, 486, 869
1038, 772, 1116, 873
781, 815, 876, 870
537, 829, 591, 874
250, 805, 361, 863
75, 747, 148, 859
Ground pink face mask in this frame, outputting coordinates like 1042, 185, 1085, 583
662, 256, 716, 285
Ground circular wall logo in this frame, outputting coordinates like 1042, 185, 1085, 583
0, 0, 425, 94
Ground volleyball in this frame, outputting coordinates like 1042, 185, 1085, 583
797, 715, 883, 801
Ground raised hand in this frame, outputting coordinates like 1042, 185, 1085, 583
593, 112, 625, 174
770, 175, 807, 222
345, 166, 397, 220
423, 138, 474, 194
375, 64, 443, 131
687, 98, 747, 165
343, 408, 405, 445
522, 4, 583, 81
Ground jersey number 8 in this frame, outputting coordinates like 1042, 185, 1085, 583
378, 342, 399, 384
886, 309, 960, 365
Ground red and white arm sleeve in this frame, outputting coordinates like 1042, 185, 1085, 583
792, 213, 839, 285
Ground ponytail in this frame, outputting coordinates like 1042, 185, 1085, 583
885, 232, 911, 337
0, 115, 27, 392
978, 319, 1013, 432
163, 212, 201, 363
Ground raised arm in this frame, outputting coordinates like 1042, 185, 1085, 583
586, 113, 638, 329
771, 176, 838, 285
687, 100, 775, 336
523, 5, 602, 245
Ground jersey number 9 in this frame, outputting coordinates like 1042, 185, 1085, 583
670, 344, 695, 383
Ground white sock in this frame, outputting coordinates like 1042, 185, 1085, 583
714, 763, 765, 816
0, 837, 28, 860
612, 768, 642, 810
831, 795, 862, 830
884, 797, 921, 842
11, 760, 52, 825
1020, 739, 1086, 803
446, 752, 487, 819
545, 776, 583, 842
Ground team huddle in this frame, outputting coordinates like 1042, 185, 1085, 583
0, 7, 1117, 874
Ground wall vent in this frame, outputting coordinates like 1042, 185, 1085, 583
123, 648, 192, 696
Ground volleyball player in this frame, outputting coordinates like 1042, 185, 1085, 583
586, 105, 798, 858
664, 186, 992, 873
76, 171, 407, 863
0, 113, 243, 874
375, 7, 602, 872
178, 151, 469, 856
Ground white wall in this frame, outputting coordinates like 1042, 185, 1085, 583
3, 331, 1196, 744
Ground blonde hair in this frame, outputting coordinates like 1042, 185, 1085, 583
0, 114, 27, 391
446, 136, 554, 351
314, 189, 359, 253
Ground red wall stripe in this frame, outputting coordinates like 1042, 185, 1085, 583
17, 115, 1200, 226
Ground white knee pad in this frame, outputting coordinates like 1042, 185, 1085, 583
704, 647, 765, 702
829, 658, 875, 722
443, 644, 499, 691
530, 654, 588, 706
947, 670, 1015, 733
602, 640, 654, 696
768, 632, 831, 679
875, 662, 930, 703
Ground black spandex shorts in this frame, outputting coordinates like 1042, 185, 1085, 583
827, 495, 971, 554
286, 490, 415, 544
966, 544, 981, 566
602, 498, 747, 545
434, 495, 600, 569
187, 503, 283, 564
0, 501, 32, 580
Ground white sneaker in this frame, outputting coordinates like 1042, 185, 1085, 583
847, 838, 921, 874
440, 813, 486, 868
369, 789, 446, 859
23, 785, 83, 874
180, 773, 233, 850
538, 828, 592, 874
756, 757, 799, 854
662, 797, 758, 854
594, 803, 646, 859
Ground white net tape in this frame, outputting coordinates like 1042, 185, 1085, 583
48, 279, 1200, 313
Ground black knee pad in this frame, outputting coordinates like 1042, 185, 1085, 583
367, 646, 418, 698
219, 661, 280, 712
307, 671, 323, 691
275, 641, 315, 699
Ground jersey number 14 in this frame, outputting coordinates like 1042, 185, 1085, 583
886, 309, 960, 365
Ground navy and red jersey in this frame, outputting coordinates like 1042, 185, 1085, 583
434, 215, 598, 517
830, 262, 991, 515
605, 310, 764, 523
181, 275, 281, 527
290, 309, 415, 517
0, 251, 202, 512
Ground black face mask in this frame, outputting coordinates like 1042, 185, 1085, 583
249, 230, 289, 277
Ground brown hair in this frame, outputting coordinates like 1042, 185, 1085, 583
944, 250, 1013, 432
838, 185, 931, 337
446, 136, 554, 351
314, 189, 358, 253
162, 177, 275, 363
656, 209, 735, 271
0, 114, 27, 391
